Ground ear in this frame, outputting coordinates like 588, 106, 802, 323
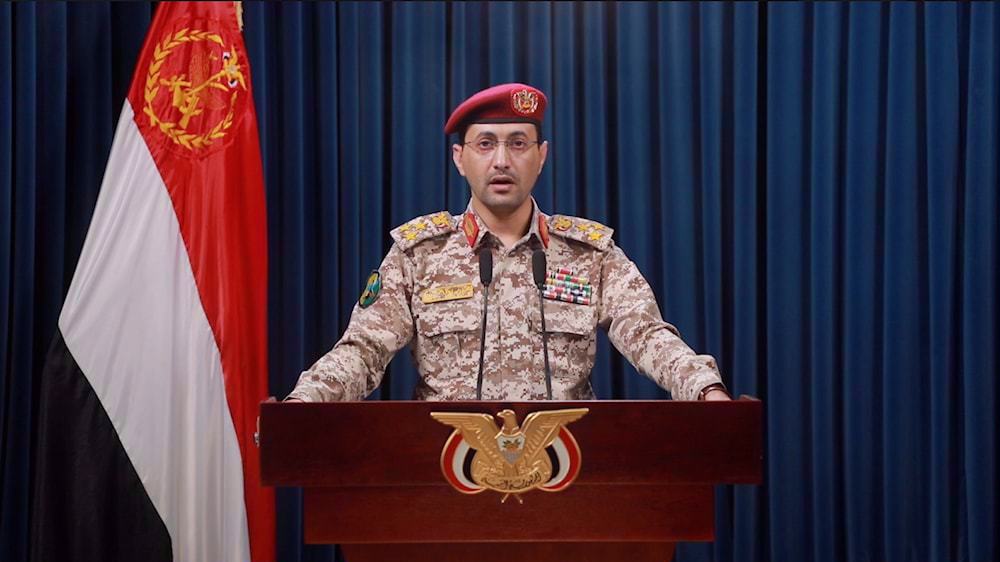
452, 144, 467, 176
537, 140, 549, 174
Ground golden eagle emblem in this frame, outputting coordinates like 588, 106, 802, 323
430, 408, 588, 503
510, 89, 539, 116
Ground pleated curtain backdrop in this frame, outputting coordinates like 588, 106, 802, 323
1, 2, 997, 562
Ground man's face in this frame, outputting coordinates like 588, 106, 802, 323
452, 123, 549, 216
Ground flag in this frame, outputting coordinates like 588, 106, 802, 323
31, 3, 274, 561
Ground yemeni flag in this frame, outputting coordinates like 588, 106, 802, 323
31, 3, 274, 561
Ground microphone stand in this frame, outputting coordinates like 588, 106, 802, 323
476, 248, 492, 400
538, 292, 553, 400
532, 249, 553, 400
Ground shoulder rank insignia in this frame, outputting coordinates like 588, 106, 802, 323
359, 270, 382, 308
430, 408, 588, 503
391, 211, 456, 250
547, 215, 614, 251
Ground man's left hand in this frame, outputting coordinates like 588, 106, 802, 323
703, 389, 731, 401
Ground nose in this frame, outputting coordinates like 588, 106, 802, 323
491, 142, 511, 169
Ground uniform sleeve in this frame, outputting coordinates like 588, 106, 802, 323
286, 244, 416, 402
597, 242, 723, 401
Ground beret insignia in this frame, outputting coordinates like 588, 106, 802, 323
511, 89, 539, 116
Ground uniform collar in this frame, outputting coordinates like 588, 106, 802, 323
462, 198, 550, 250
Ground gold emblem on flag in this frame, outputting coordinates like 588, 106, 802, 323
142, 26, 248, 154
431, 408, 588, 503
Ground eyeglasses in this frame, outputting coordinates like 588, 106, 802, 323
463, 138, 541, 156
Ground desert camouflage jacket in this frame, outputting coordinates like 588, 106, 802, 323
287, 200, 723, 402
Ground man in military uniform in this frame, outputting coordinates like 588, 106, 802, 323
287, 83, 730, 402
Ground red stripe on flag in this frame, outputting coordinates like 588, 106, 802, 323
127, 3, 274, 561
544, 427, 582, 492
561, 427, 582, 485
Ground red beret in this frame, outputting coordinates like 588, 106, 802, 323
444, 83, 548, 135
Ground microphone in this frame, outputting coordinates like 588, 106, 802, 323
476, 248, 493, 399
480, 246, 494, 286
531, 249, 553, 400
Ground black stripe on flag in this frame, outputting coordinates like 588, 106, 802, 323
31, 331, 172, 562
545, 445, 561, 483
461, 446, 476, 484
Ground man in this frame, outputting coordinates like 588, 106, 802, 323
286, 83, 729, 402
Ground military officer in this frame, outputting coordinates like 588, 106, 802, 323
286, 83, 730, 403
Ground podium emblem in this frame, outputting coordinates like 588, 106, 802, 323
430, 408, 588, 502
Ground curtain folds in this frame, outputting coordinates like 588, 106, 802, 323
1, 2, 997, 562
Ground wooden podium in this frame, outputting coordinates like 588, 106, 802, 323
258, 399, 762, 562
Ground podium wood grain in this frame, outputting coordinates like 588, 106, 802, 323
259, 399, 762, 561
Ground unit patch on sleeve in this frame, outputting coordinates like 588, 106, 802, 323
359, 270, 382, 308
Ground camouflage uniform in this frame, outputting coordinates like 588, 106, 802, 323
287, 200, 723, 402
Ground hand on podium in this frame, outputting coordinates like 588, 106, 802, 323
699, 383, 732, 401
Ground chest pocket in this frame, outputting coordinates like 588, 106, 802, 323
529, 299, 597, 336
413, 297, 481, 387
415, 298, 481, 337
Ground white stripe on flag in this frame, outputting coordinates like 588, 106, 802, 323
59, 101, 251, 562
548, 438, 571, 485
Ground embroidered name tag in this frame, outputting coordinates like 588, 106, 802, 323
420, 283, 475, 304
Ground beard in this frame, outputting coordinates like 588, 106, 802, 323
473, 185, 531, 215
471, 172, 532, 215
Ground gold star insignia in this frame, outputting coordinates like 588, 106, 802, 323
431, 213, 451, 228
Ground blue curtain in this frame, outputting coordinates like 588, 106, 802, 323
2, 2, 997, 562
